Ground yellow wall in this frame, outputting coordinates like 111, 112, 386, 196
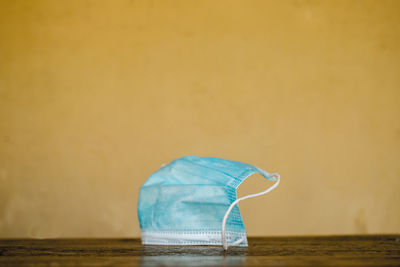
0, 0, 399, 238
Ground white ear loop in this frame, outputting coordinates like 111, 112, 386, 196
221, 173, 280, 250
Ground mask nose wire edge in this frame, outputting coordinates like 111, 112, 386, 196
221, 173, 280, 250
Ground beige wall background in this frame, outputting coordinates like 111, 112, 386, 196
0, 0, 399, 238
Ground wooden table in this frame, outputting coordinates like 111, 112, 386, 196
1, 235, 399, 266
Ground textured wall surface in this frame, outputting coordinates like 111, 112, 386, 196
0, 0, 399, 238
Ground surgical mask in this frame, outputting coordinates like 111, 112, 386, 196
137, 155, 280, 250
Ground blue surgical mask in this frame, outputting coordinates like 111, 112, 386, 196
137, 155, 280, 250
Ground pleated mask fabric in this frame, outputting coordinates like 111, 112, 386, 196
137, 155, 280, 250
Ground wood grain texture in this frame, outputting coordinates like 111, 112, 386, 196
0, 235, 399, 266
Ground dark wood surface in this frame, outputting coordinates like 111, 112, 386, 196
1, 235, 399, 266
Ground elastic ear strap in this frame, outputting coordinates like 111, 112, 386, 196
221, 173, 280, 250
